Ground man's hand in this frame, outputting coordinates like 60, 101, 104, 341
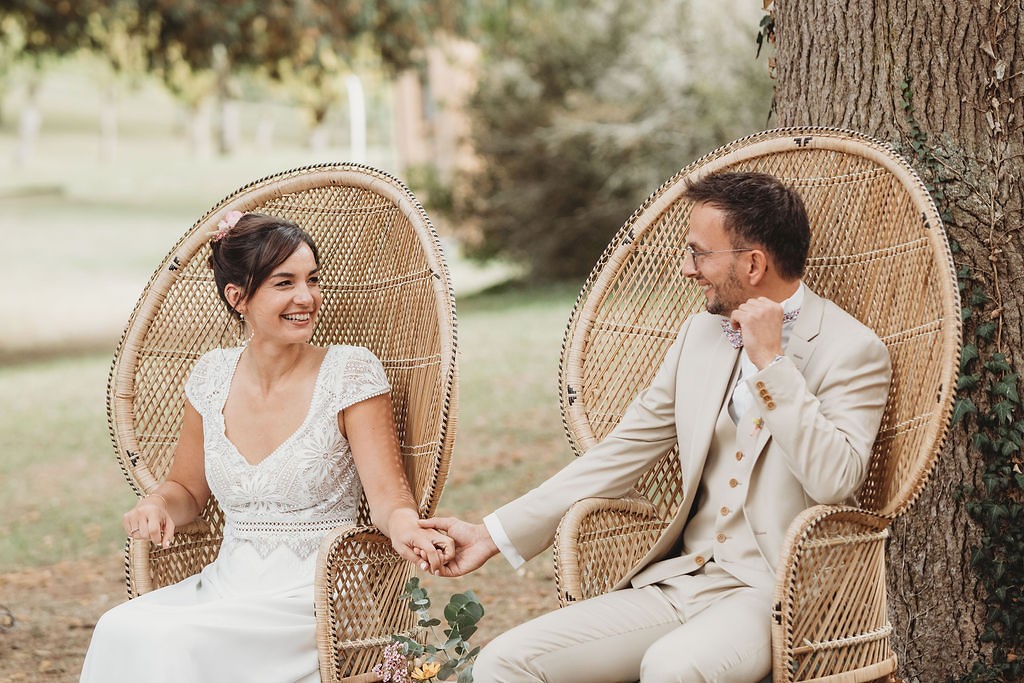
418, 517, 499, 577
386, 509, 453, 575
730, 297, 785, 369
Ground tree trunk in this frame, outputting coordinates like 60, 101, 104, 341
188, 99, 214, 160
345, 74, 367, 163
771, 1, 1023, 680
99, 81, 118, 163
14, 77, 40, 167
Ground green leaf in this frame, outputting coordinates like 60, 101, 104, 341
993, 401, 1014, 424
438, 659, 459, 679
971, 432, 992, 452
970, 287, 990, 306
953, 397, 978, 425
420, 617, 441, 627
985, 357, 1014, 374
961, 344, 980, 371
977, 321, 998, 340
958, 374, 982, 391
992, 378, 1020, 403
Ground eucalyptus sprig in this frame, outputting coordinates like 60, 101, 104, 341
375, 577, 484, 683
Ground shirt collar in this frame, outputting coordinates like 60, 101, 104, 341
781, 281, 805, 318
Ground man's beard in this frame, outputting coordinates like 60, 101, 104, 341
704, 267, 745, 316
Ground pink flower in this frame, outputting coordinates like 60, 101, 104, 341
212, 210, 244, 242
372, 641, 412, 683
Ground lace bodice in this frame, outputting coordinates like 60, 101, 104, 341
185, 345, 390, 559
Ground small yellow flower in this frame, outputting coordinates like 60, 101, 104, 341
411, 660, 442, 680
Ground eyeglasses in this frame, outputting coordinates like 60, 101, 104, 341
682, 245, 754, 268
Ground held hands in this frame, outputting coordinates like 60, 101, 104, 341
387, 509, 455, 575
417, 517, 498, 578
730, 297, 785, 369
123, 494, 174, 549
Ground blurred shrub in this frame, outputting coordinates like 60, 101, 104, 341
449, 0, 773, 280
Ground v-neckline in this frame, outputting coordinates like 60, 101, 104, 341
219, 346, 333, 467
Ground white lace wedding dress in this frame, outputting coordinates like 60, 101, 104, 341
81, 344, 390, 683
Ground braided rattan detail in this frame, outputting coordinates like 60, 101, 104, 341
315, 527, 423, 682
106, 164, 458, 682
553, 496, 667, 605
553, 127, 961, 681
771, 506, 895, 683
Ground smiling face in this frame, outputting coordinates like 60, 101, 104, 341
682, 203, 753, 316
231, 243, 322, 345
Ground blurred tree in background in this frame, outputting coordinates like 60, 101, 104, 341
0, 0, 772, 283
449, 0, 772, 280
0, 0, 453, 158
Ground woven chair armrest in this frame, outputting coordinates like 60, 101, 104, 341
772, 505, 897, 683
126, 521, 222, 597
315, 525, 421, 683
553, 496, 667, 607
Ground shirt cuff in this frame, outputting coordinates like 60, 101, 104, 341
483, 513, 526, 569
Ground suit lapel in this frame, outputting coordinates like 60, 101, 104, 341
682, 322, 740, 493
784, 286, 824, 375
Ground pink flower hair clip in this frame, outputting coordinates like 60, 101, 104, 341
211, 210, 244, 242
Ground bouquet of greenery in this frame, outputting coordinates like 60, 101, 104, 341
373, 578, 484, 683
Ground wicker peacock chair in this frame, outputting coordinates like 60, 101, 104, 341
552, 127, 960, 682
107, 164, 458, 682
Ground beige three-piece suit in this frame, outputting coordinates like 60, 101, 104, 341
478, 287, 892, 682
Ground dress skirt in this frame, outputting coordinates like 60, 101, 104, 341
80, 542, 320, 683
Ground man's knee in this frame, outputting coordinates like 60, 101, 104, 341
639, 634, 770, 683
474, 629, 538, 682
639, 637, 696, 683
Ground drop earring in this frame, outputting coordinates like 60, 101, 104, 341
238, 312, 252, 347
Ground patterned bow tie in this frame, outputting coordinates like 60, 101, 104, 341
721, 309, 801, 349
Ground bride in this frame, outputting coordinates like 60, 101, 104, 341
81, 212, 452, 682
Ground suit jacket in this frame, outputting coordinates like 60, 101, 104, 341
493, 287, 892, 589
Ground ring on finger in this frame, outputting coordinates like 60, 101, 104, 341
129, 528, 140, 535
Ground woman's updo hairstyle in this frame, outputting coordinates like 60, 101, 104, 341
208, 212, 320, 321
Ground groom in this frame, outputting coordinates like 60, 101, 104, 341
424, 171, 892, 682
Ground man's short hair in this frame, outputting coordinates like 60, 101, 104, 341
682, 171, 810, 279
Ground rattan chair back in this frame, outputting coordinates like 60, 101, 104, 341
559, 127, 959, 520
108, 163, 458, 545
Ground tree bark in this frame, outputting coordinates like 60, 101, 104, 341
771, 1, 1023, 680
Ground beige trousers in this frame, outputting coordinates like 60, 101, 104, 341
474, 573, 772, 683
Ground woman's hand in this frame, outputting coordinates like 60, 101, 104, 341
386, 509, 455, 575
122, 494, 175, 549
